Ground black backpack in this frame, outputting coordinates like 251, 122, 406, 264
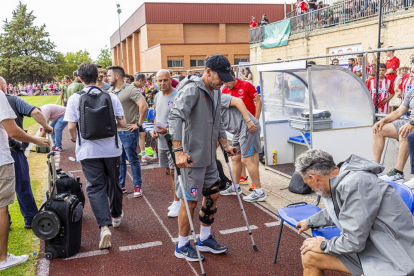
288, 172, 313, 194
76, 86, 118, 147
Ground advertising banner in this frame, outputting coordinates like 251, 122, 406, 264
262, 20, 290, 49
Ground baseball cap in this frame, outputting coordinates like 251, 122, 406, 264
205, 55, 234, 82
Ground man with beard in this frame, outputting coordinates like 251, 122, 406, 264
96, 64, 111, 92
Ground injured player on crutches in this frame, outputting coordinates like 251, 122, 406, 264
219, 93, 266, 202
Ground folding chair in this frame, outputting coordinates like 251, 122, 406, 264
273, 195, 321, 263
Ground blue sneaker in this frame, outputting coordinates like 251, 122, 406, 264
175, 242, 205, 262
197, 235, 228, 254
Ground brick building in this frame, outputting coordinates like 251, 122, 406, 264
110, 2, 289, 74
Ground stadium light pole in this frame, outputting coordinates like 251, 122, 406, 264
117, 4, 124, 67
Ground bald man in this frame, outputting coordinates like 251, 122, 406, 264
151, 70, 180, 217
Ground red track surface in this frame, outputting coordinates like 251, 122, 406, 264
36, 134, 342, 276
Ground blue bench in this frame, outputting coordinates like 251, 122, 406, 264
288, 133, 311, 146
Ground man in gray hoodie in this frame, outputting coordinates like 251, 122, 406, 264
168, 55, 235, 262
295, 150, 414, 276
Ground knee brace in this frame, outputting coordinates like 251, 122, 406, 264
199, 180, 220, 225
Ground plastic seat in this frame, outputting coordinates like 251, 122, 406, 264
386, 181, 414, 213
312, 226, 341, 239
288, 133, 311, 145
273, 199, 321, 263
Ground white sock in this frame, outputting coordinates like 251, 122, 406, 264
200, 225, 211, 242
255, 188, 263, 195
178, 235, 189, 248
174, 200, 181, 205
234, 184, 240, 189
141, 150, 147, 157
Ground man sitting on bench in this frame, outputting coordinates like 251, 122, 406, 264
372, 87, 414, 183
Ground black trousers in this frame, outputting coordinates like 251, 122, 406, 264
81, 156, 123, 228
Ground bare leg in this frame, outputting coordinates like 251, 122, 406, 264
302, 251, 352, 276
372, 123, 398, 162
178, 200, 197, 236
138, 132, 146, 153
0, 206, 9, 262
241, 164, 247, 178
242, 154, 261, 189
170, 169, 179, 202
395, 133, 411, 171
231, 155, 242, 184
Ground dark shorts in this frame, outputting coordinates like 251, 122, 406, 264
330, 252, 363, 276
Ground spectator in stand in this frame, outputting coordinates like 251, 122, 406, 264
354, 66, 362, 78
307, 0, 317, 11
222, 70, 262, 192
331, 58, 339, 66
260, 14, 269, 26
353, 53, 375, 76
366, 63, 395, 114
296, 0, 309, 16
398, 65, 414, 101
241, 67, 253, 83
250, 16, 258, 28
347, 58, 355, 71
385, 48, 400, 83
394, 64, 410, 97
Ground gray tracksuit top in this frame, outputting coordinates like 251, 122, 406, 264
306, 154, 414, 276
168, 76, 226, 168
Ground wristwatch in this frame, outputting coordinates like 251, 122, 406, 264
172, 147, 184, 153
320, 240, 327, 251
71, 139, 76, 143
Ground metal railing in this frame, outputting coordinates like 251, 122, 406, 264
250, 0, 413, 43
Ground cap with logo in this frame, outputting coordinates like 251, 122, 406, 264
205, 55, 235, 83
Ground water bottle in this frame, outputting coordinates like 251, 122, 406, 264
69, 157, 78, 162
273, 150, 277, 165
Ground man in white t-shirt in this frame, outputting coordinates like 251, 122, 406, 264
64, 62, 126, 250
0, 86, 49, 271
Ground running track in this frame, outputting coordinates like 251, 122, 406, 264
35, 134, 342, 276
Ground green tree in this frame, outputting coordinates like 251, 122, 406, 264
0, 2, 61, 84
95, 46, 112, 69
58, 50, 92, 79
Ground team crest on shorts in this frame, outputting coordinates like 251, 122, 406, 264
191, 188, 198, 196
168, 101, 174, 107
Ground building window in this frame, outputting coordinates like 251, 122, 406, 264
167, 60, 184, 68
190, 59, 205, 67
234, 58, 249, 65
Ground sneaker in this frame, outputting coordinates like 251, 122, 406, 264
141, 155, 156, 164
249, 182, 255, 191
168, 202, 181, 218
99, 228, 111, 249
243, 190, 267, 202
121, 187, 127, 194
134, 186, 143, 198
379, 169, 405, 183
220, 185, 242, 196
197, 235, 228, 254
112, 213, 123, 228
53, 147, 62, 152
0, 254, 29, 271
404, 178, 414, 189
175, 242, 205, 262
239, 176, 249, 184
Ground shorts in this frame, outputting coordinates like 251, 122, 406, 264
0, 163, 16, 208
232, 123, 262, 158
331, 252, 363, 276
175, 161, 219, 202
391, 118, 410, 134
159, 149, 174, 169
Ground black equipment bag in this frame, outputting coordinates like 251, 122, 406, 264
77, 86, 118, 147
32, 193, 83, 260
259, 146, 265, 165
56, 171, 85, 207
216, 159, 231, 190
288, 172, 313, 194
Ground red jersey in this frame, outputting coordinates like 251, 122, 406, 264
296, 1, 308, 15
385, 56, 400, 82
222, 79, 258, 116
250, 20, 258, 28
171, 78, 178, 88
366, 77, 394, 113
399, 73, 413, 101
353, 64, 373, 75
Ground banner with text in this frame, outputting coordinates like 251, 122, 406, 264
262, 20, 290, 49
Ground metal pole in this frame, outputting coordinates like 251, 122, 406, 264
375, 0, 384, 114
117, 4, 124, 67
284, 2, 287, 18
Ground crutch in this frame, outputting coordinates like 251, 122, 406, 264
218, 141, 258, 252
164, 134, 206, 276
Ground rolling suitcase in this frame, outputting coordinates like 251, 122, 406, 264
32, 150, 83, 260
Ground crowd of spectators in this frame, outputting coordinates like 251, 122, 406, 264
6, 82, 61, 96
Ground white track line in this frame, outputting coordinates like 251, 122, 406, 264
37, 259, 50, 276
265, 221, 281, 227
68, 170, 83, 173
127, 172, 199, 276
119, 241, 162, 252
219, 225, 258, 235
64, 249, 109, 260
